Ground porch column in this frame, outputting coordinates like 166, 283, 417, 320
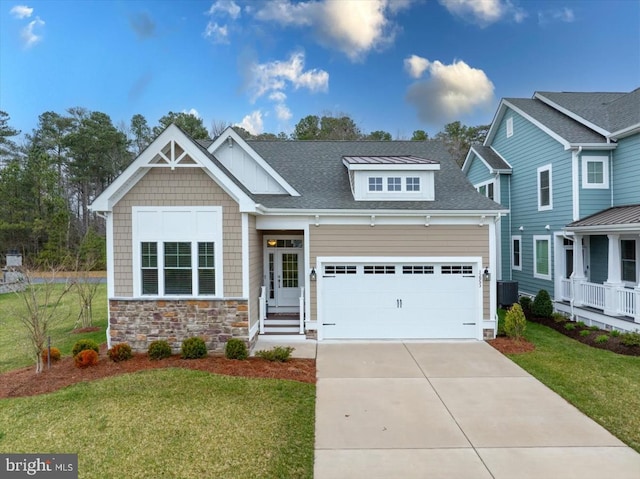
572, 234, 585, 307
604, 234, 622, 316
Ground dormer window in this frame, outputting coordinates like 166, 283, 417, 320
343, 156, 439, 201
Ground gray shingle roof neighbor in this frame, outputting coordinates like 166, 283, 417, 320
505, 98, 607, 144
245, 140, 503, 211
343, 155, 439, 165
470, 145, 511, 171
536, 89, 640, 134
567, 204, 640, 228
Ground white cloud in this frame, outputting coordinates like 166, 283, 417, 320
10, 5, 33, 18
404, 55, 430, 79
405, 58, 495, 125
269, 91, 287, 102
203, 21, 229, 43
207, 0, 241, 19
439, 0, 525, 26
236, 110, 264, 135
21, 16, 44, 48
254, 0, 412, 61
249, 51, 329, 101
275, 103, 292, 121
183, 108, 201, 118
539, 7, 575, 25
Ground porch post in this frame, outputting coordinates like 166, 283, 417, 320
572, 234, 585, 307
604, 234, 622, 316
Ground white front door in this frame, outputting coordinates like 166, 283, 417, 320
266, 245, 304, 309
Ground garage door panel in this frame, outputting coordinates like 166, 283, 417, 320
321, 261, 480, 340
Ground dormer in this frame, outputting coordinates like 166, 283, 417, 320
343, 156, 440, 201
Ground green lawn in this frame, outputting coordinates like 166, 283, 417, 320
507, 320, 640, 453
0, 284, 108, 373
0, 369, 315, 479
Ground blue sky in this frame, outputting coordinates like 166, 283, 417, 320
1, 0, 639, 140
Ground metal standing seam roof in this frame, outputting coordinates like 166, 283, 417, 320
342, 155, 440, 165
505, 98, 607, 144
470, 145, 511, 171
567, 204, 640, 228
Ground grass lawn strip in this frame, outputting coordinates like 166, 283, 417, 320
508, 321, 640, 453
0, 368, 315, 479
0, 284, 107, 373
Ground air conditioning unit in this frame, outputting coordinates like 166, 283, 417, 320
497, 281, 518, 308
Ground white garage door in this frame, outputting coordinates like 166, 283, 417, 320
320, 261, 480, 339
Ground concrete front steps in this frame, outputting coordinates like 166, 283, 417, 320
262, 315, 303, 335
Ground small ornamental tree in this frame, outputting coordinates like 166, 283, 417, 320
532, 289, 553, 318
504, 303, 527, 341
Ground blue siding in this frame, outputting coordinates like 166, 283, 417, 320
579, 153, 612, 217
589, 235, 608, 284
612, 134, 640, 206
466, 153, 494, 185
499, 175, 512, 279
491, 109, 574, 297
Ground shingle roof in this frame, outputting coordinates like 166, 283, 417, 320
536, 89, 640, 134
245, 140, 503, 211
505, 98, 607, 144
470, 145, 511, 171
567, 204, 640, 228
343, 155, 439, 165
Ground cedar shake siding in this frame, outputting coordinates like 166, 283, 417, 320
309, 224, 490, 320
112, 167, 242, 297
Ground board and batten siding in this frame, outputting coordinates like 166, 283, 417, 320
612, 134, 640, 206
491, 109, 574, 297
308, 224, 490, 321
248, 216, 263, 330
112, 167, 243, 297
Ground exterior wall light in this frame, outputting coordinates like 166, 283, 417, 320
310, 268, 317, 281
483, 268, 491, 282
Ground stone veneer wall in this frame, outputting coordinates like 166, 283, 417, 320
109, 299, 249, 354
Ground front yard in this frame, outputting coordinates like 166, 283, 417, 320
505, 320, 640, 453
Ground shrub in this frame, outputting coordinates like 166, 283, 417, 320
225, 339, 248, 360
595, 335, 609, 344
108, 343, 133, 362
148, 340, 172, 360
181, 337, 208, 359
74, 349, 99, 368
551, 312, 567, 323
610, 330, 621, 337
589, 325, 600, 331
255, 346, 295, 362
72, 339, 99, 358
503, 304, 527, 340
564, 323, 577, 331
531, 290, 553, 318
621, 332, 640, 347
519, 296, 532, 311
41, 347, 61, 364
579, 330, 592, 337
576, 321, 587, 328
497, 313, 506, 337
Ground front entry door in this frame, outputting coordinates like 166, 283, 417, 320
267, 249, 303, 308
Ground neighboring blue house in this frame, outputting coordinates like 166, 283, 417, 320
463, 89, 640, 332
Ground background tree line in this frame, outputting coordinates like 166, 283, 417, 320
0, 109, 487, 267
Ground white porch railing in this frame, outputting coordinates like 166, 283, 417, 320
298, 286, 305, 334
259, 286, 266, 334
580, 282, 605, 309
617, 288, 636, 317
560, 278, 572, 301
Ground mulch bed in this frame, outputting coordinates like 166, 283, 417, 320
0, 351, 316, 399
488, 337, 536, 355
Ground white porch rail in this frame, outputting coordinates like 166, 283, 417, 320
617, 288, 636, 317
259, 286, 266, 334
560, 278, 572, 301
580, 282, 605, 309
298, 286, 305, 334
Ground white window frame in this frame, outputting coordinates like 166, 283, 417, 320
475, 179, 495, 201
406, 177, 421, 192
511, 235, 522, 271
368, 176, 383, 192
537, 164, 553, 211
387, 177, 402, 191
581, 156, 609, 189
132, 206, 223, 298
533, 235, 552, 280
620, 238, 637, 286
506, 117, 514, 138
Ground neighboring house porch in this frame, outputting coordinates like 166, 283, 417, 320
555, 205, 640, 332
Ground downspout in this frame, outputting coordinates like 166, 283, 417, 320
508, 174, 513, 281
610, 150, 614, 207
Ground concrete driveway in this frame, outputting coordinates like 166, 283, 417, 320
314, 341, 640, 479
